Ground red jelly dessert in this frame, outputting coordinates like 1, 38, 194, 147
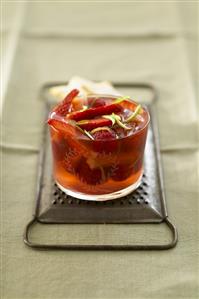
47, 89, 150, 200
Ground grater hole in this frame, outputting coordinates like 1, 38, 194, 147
120, 199, 125, 205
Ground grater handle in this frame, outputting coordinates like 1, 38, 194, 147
23, 217, 177, 251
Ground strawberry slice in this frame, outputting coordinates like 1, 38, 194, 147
53, 89, 79, 116
48, 118, 76, 135
48, 118, 88, 155
77, 118, 112, 131
68, 103, 122, 121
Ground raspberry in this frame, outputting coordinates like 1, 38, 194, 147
92, 128, 117, 153
92, 98, 106, 108
111, 163, 133, 181
92, 129, 116, 140
75, 158, 104, 185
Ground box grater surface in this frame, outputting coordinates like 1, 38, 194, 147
24, 82, 178, 250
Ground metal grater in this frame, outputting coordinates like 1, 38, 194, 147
24, 82, 178, 250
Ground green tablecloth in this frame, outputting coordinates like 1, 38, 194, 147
1, 2, 198, 299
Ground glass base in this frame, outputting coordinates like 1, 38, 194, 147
56, 172, 143, 201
